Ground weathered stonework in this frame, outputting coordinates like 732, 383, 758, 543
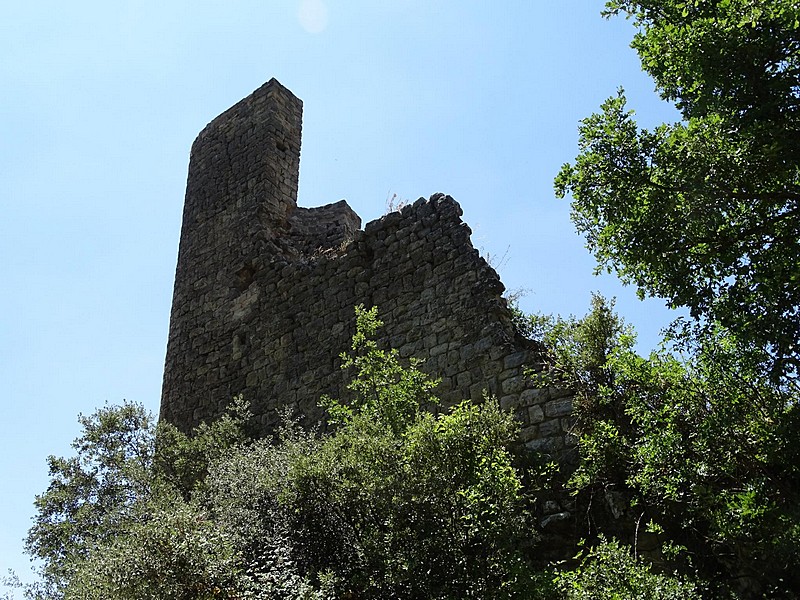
161, 79, 573, 459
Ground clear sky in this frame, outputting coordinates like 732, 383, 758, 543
1, 0, 682, 583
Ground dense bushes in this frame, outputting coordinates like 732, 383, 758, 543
15, 298, 789, 599
550, 0, 800, 593
556, 537, 700, 600
17, 307, 550, 599
15, 303, 765, 598
16, 303, 800, 600
526, 296, 800, 598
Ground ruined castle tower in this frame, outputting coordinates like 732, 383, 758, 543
161, 79, 573, 455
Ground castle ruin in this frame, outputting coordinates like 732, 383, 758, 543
160, 79, 573, 456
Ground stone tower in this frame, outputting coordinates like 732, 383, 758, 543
161, 80, 573, 457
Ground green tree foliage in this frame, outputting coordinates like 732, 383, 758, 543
557, 537, 700, 600
23, 400, 250, 600
320, 304, 439, 435
528, 296, 800, 598
64, 498, 244, 600
24, 402, 156, 594
226, 306, 543, 599
19, 306, 548, 599
555, 0, 800, 379
552, 4, 800, 595
154, 395, 251, 499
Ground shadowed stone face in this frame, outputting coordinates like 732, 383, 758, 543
160, 79, 573, 461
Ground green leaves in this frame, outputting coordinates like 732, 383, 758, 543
64, 499, 243, 600
22, 307, 547, 599
154, 395, 251, 499
560, 1, 800, 381
23, 399, 253, 600
322, 304, 439, 436
556, 537, 700, 600
531, 294, 800, 595
309, 306, 540, 598
25, 401, 156, 593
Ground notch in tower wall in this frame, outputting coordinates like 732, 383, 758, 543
161, 79, 361, 431
160, 79, 574, 463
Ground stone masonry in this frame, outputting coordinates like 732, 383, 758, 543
160, 79, 574, 459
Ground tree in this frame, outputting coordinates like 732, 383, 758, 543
556, 537, 700, 600
24, 402, 156, 595
23, 401, 251, 600
19, 307, 550, 599
555, 0, 800, 380
527, 296, 800, 598
277, 306, 543, 599
552, 3, 800, 595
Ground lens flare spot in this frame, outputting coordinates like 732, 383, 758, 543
297, 0, 329, 34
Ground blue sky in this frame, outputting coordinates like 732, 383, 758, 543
1, 0, 682, 583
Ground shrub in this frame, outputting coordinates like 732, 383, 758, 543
557, 538, 700, 600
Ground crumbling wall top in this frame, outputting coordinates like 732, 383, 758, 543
161, 80, 574, 464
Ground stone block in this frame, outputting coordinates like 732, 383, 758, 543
456, 371, 472, 388
483, 360, 502, 377
501, 375, 525, 395
518, 424, 538, 442
520, 387, 545, 405
499, 394, 519, 411
545, 397, 573, 418
469, 383, 485, 402
503, 351, 528, 370
527, 405, 544, 424
538, 418, 562, 437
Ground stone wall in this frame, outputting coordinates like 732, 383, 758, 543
160, 79, 574, 460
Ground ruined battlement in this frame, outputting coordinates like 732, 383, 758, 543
160, 80, 574, 458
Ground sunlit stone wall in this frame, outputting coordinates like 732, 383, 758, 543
160, 80, 575, 462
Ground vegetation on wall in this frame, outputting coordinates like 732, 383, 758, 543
7, 303, 715, 600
